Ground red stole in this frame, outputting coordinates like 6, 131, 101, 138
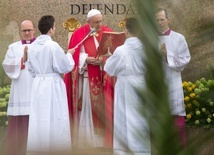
84, 36, 105, 129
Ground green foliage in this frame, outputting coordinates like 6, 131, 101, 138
0, 65, 8, 86
0, 85, 10, 127
183, 78, 214, 128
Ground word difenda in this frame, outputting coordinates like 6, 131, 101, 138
70, 3, 140, 15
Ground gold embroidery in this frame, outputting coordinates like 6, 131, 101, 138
103, 73, 108, 86
90, 76, 104, 107
72, 67, 78, 104
102, 35, 114, 53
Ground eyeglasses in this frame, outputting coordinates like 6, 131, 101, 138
93, 20, 102, 25
156, 19, 167, 22
21, 29, 33, 33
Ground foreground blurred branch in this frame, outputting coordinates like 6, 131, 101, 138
135, 0, 214, 155
135, 0, 179, 154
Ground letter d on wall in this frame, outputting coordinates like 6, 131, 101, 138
116, 4, 126, 14
70, 4, 80, 15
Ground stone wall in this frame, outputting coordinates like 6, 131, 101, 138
159, 0, 214, 82
0, 0, 213, 84
0, 0, 133, 53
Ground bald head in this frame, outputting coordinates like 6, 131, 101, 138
21, 20, 34, 27
20, 20, 35, 41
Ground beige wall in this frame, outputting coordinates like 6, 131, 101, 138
0, 0, 133, 52
160, 0, 214, 82
0, 0, 213, 84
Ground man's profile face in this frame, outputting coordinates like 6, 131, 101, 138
88, 14, 103, 32
156, 10, 170, 32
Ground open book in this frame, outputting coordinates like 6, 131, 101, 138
97, 31, 126, 57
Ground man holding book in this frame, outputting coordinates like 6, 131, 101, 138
64, 9, 114, 148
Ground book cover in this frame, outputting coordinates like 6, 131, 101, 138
97, 31, 126, 57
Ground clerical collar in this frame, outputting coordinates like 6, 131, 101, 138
159, 29, 171, 36
21, 38, 36, 44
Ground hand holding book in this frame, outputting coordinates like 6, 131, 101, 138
96, 31, 126, 57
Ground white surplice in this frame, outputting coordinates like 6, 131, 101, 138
104, 37, 151, 155
26, 35, 75, 154
159, 30, 191, 116
2, 41, 33, 116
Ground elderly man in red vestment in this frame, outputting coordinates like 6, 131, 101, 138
64, 9, 114, 148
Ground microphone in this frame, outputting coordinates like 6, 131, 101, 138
88, 28, 96, 36
73, 28, 96, 49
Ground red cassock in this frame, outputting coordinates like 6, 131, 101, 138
64, 24, 114, 148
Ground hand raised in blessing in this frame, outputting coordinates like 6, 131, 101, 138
23, 46, 28, 62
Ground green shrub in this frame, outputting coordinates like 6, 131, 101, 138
183, 78, 214, 128
0, 85, 10, 127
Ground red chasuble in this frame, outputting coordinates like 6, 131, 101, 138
64, 24, 114, 147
